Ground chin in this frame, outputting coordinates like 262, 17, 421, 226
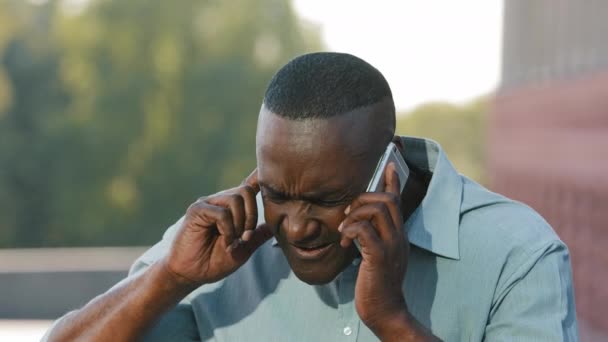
292, 268, 342, 285
286, 253, 354, 285
277, 241, 358, 285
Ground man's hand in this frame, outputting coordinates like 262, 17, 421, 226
339, 163, 439, 341
339, 162, 410, 335
44, 170, 273, 342
163, 169, 273, 288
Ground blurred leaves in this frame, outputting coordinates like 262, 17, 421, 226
0, 0, 320, 247
0, 0, 486, 248
396, 97, 489, 184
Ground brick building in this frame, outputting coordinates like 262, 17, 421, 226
489, 1, 608, 337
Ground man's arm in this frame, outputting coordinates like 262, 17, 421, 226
484, 241, 578, 341
44, 170, 272, 341
45, 260, 196, 341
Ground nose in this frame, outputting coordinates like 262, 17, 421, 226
281, 205, 322, 244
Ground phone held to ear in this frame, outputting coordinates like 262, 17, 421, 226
353, 142, 410, 251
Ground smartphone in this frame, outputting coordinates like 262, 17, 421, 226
353, 142, 410, 251
366, 142, 410, 193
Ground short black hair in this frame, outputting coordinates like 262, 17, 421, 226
263, 52, 395, 120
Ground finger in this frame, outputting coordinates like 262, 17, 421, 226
189, 200, 236, 246
340, 221, 383, 257
230, 223, 273, 262
208, 194, 246, 239
384, 162, 401, 196
339, 202, 396, 241
238, 185, 258, 238
241, 168, 260, 193
241, 223, 273, 251
346, 192, 403, 231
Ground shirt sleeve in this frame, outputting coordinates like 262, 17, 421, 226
484, 240, 579, 341
43, 217, 201, 341
142, 303, 200, 342
129, 216, 185, 275
130, 216, 202, 341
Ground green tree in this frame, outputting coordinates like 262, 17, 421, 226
396, 97, 489, 184
0, 0, 321, 247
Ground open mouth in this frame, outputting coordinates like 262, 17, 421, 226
290, 242, 334, 260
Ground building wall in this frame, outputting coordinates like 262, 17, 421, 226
0, 271, 128, 319
0, 247, 146, 319
501, 0, 608, 89
491, 0, 608, 335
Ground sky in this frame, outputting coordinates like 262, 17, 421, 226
292, 0, 504, 112
41, 0, 504, 112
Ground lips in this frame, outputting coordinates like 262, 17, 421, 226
290, 242, 334, 260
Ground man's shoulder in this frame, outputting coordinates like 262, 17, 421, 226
457, 176, 565, 265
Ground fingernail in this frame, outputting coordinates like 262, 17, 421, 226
344, 205, 351, 215
338, 222, 344, 232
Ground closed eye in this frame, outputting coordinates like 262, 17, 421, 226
260, 183, 353, 207
261, 189, 288, 204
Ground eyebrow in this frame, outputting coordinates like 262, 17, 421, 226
259, 182, 350, 202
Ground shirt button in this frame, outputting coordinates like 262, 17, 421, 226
352, 258, 361, 266
343, 326, 352, 336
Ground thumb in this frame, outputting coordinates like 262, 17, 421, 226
383, 162, 400, 195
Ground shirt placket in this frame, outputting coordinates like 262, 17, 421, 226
337, 257, 362, 340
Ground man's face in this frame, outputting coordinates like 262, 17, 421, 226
256, 102, 393, 284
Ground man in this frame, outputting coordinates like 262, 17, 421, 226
45, 53, 578, 341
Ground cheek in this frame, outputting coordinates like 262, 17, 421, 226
312, 206, 347, 232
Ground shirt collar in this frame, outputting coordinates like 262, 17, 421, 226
266, 136, 462, 259
399, 136, 462, 260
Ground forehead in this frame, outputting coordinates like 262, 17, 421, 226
256, 107, 375, 162
255, 105, 390, 191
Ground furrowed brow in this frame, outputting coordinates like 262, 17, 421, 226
259, 182, 288, 196
259, 182, 352, 202
302, 188, 348, 200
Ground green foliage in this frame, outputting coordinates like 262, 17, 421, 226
396, 97, 489, 185
0, 0, 320, 247
0, 0, 488, 248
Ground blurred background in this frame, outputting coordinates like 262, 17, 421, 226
0, 0, 605, 340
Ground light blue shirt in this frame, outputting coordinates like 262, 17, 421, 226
110, 137, 579, 340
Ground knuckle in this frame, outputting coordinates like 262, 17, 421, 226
214, 189, 230, 197
228, 193, 244, 206
186, 202, 198, 213
351, 195, 364, 206
351, 222, 365, 234
345, 226, 359, 238
239, 185, 256, 198
195, 196, 209, 205
218, 208, 232, 222
245, 213, 258, 226
187, 198, 206, 213
378, 192, 398, 203
361, 221, 375, 233
370, 202, 388, 214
